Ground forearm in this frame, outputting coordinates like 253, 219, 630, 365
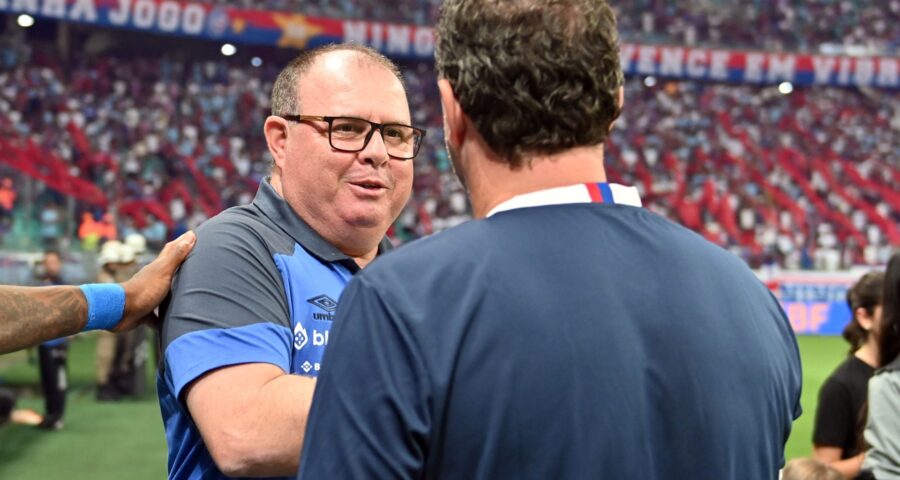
198, 373, 316, 477
0, 286, 87, 354
827, 453, 865, 478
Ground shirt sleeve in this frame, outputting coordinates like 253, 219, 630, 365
863, 372, 900, 477
161, 216, 292, 400
297, 275, 430, 480
812, 372, 852, 448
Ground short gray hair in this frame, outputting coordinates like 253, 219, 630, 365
270, 43, 405, 117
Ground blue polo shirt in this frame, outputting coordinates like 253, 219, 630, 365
298, 183, 803, 480
158, 179, 390, 480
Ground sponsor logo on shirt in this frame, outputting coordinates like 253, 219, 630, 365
293, 322, 309, 350
307, 294, 337, 321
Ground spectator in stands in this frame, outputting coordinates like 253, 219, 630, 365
813, 271, 884, 478
862, 252, 900, 478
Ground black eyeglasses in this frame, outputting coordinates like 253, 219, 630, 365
280, 115, 426, 160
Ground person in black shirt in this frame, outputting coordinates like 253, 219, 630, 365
813, 271, 884, 477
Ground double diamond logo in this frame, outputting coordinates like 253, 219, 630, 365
307, 294, 338, 313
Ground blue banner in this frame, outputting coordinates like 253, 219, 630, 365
621, 43, 898, 89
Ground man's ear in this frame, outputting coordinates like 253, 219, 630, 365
609, 86, 625, 132
438, 79, 466, 149
264, 116, 290, 170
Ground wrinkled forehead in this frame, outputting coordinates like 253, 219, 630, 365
297, 51, 411, 123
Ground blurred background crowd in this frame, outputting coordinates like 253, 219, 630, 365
0, 1, 896, 478
0, 37, 896, 272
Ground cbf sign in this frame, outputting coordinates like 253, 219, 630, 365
762, 271, 866, 335
0, 0, 436, 60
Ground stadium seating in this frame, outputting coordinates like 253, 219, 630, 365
0, 1, 897, 269
189, 0, 899, 55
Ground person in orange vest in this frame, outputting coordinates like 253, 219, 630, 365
0, 177, 16, 235
78, 213, 102, 251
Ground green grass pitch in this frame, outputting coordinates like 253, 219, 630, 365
0, 334, 846, 477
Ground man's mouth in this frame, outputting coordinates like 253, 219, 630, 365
349, 179, 388, 190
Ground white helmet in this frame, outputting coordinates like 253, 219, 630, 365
98, 240, 124, 266
125, 233, 147, 255
118, 244, 137, 264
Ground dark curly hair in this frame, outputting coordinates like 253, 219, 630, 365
843, 271, 884, 355
435, 0, 624, 167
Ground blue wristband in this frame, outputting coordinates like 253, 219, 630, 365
79, 284, 126, 331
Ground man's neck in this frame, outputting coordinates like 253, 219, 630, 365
351, 249, 378, 269
269, 173, 382, 269
467, 145, 608, 219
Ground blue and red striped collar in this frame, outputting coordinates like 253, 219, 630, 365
486, 183, 642, 218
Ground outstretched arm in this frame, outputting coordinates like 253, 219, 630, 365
0, 231, 195, 354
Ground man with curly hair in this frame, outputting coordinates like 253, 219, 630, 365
298, 1, 802, 479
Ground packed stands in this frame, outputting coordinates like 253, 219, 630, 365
195, 0, 899, 54
606, 78, 899, 269
614, 0, 900, 54
0, 0, 897, 269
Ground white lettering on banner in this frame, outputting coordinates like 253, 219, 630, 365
619, 44, 637, 72
133, 0, 155, 29
837, 57, 852, 85
41, 0, 65, 18
182, 4, 204, 35
767, 55, 796, 82
877, 58, 898, 87
11, 0, 38, 13
812, 56, 836, 84
158, 1, 179, 32
855, 58, 874, 86
343, 21, 367, 44
369, 23, 384, 50
686, 49, 707, 78
413, 28, 434, 57
709, 50, 729, 80
659, 47, 684, 76
386, 25, 411, 55
637, 46, 656, 75
69, 0, 97, 21
744, 53, 765, 82
109, 0, 130, 26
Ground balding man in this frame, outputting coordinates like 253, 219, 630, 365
158, 44, 424, 479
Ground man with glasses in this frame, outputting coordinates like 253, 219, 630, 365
158, 44, 423, 479
296, 0, 802, 479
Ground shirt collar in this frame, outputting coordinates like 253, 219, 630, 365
486, 183, 642, 218
252, 178, 393, 266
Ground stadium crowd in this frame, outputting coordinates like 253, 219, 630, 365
0, 39, 897, 269
608, 78, 899, 269
197, 0, 900, 54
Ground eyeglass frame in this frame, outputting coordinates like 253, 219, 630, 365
279, 115, 426, 160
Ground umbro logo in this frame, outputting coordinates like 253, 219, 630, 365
307, 294, 338, 313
